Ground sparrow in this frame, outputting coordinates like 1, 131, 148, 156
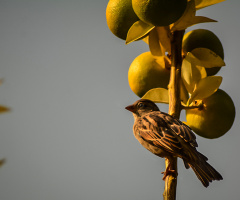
125, 99, 223, 187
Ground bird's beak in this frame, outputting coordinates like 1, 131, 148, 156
125, 104, 136, 113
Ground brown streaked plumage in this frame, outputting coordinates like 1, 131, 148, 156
125, 99, 222, 187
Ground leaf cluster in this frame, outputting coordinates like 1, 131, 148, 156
126, 0, 224, 45
125, 0, 225, 109
181, 48, 224, 105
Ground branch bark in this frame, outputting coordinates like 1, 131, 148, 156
163, 30, 185, 200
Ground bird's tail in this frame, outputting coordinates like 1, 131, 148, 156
185, 153, 223, 187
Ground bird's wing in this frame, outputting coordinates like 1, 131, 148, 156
136, 111, 198, 155
136, 113, 183, 154
159, 111, 198, 147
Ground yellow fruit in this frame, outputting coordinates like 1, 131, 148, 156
106, 0, 139, 40
183, 29, 224, 76
186, 89, 235, 139
132, 0, 187, 26
128, 52, 170, 97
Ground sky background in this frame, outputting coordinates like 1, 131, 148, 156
0, 0, 239, 200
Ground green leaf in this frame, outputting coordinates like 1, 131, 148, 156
180, 79, 189, 104
191, 48, 225, 68
142, 35, 149, 44
185, 52, 203, 66
182, 16, 217, 30
195, 0, 225, 10
188, 76, 222, 104
181, 53, 207, 94
155, 26, 171, 54
170, 0, 196, 31
149, 27, 171, 57
149, 28, 163, 57
192, 16, 217, 24
171, 0, 217, 31
155, 56, 167, 68
182, 58, 194, 93
142, 88, 169, 104
0, 105, 10, 113
126, 20, 155, 45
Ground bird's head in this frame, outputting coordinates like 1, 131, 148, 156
125, 99, 159, 117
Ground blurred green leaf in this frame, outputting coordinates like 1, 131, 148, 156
181, 53, 207, 94
142, 88, 169, 104
0, 159, 5, 167
195, 0, 225, 10
126, 20, 155, 44
0, 105, 10, 113
188, 76, 222, 104
191, 48, 225, 68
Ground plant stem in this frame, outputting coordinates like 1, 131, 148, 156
163, 30, 184, 200
181, 100, 204, 110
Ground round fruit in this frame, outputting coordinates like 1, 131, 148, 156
182, 29, 224, 76
128, 52, 170, 97
186, 89, 235, 139
132, 0, 187, 26
106, 0, 139, 40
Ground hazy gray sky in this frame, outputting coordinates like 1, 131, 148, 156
0, 0, 239, 200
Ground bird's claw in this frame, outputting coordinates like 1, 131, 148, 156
161, 169, 178, 180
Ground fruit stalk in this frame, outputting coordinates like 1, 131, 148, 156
163, 30, 185, 200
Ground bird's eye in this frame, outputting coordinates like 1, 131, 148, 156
138, 103, 146, 108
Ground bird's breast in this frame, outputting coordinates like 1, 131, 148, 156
133, 130, 169, 158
